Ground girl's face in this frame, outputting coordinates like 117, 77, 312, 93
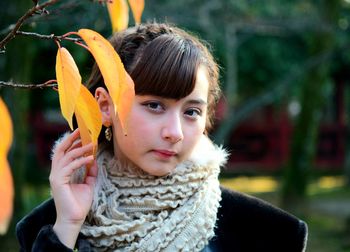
113, 65, 209, 176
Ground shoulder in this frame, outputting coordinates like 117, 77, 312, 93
209, 187, 308, 252
16, 199, 57, 251
16, 199, 91, 252
16, 198, 57, 238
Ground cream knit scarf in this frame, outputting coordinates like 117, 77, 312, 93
80, 136, 228, 252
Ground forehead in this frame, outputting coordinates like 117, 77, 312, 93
189, 65, 209, 101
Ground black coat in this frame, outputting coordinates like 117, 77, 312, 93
16, 187, 307, 252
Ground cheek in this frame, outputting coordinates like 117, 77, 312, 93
183, 122, 205, 151
128, 112, 155, 138
118, 109, 155, 149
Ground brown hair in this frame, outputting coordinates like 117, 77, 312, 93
87, 22, 220, 144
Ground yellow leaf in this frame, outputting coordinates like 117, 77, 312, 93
0, 97, 14, 235
0, 159, 14, 235
56, 47, 82, 130
77, 29, 135, 135
107, 0, 129, 32
128, 0, 144, 24
74, 85, 102, 157
75, 112, 91, 177
118, 72, 135, 134
0, 98, 13, 154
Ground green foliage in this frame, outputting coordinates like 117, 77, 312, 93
237, 36, 305, 101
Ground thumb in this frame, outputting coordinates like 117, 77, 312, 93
85, 176, 96, 188
87, 160, 98, 178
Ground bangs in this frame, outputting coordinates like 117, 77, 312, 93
130, 35, 200, 99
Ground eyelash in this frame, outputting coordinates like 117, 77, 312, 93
142, 101, 202, 119
143, 101, 164, 113
184, 108, 202, 119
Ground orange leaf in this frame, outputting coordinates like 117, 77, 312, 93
128, 0, 144, 24
118, 72, 135, 134
74, 85, 102, 157
77, 29, 135, 135
55, 47, 82, 130
0, 97, 14, 235
75, 112, 91, 177
107, 0, 129, 32
0, 98, 13, 154
0, 159, 14, 235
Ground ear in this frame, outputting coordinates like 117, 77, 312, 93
95, 87, 114, 127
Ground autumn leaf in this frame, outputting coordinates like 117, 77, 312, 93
0, 97, 14, 235
0, 159, 14, 235
74, 85, 102, 157
55, 47, 82, 130
107, 0, 129, 32
77, 29, 135, 134
128, 0, 144, 24
0, 98, 13, 154
118, 72, 135, 133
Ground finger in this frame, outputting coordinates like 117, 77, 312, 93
52, 143, 94, 175
60, 143, 94, 167
66, 139, 83, 153
61, 155, 94, 178
54, 129, 80, 159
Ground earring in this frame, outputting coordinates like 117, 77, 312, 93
105, 127, 112, 141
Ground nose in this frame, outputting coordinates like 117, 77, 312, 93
161, 113, 184, 143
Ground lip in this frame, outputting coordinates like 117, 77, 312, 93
153, 149, 177, 159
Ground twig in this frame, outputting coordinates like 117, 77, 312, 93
0, 80, 57, 89
0, 0, 59, 51
96, 0, 113, 4
74, 41, 90, 51
16, 31, 82, 43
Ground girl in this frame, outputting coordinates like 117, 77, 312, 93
17, 22, 308, 252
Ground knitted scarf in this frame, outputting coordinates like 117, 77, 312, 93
80, 136, 228, 252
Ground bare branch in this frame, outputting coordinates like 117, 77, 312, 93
0, 0, 59, 51
0, 80, 57, 89
15, 31, 82, 43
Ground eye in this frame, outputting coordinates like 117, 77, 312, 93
184, 108, 202, 119
142, 101, 164, 113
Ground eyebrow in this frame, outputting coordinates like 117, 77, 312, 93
139, 95, 208, 106
185, 99, 207, 106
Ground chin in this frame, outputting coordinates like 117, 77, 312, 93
143, 164, 174, 177
148, 169, 172, 177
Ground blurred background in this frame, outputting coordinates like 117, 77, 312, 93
0, 0, 350, 251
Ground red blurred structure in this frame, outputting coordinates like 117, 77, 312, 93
220, 80, 347, 172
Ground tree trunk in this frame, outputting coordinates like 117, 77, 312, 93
345, 82, 350, 186
281, 0, 340, 210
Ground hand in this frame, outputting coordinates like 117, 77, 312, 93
50, 129, 98, 248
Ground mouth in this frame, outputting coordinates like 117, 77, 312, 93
153, 149, 177, 159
